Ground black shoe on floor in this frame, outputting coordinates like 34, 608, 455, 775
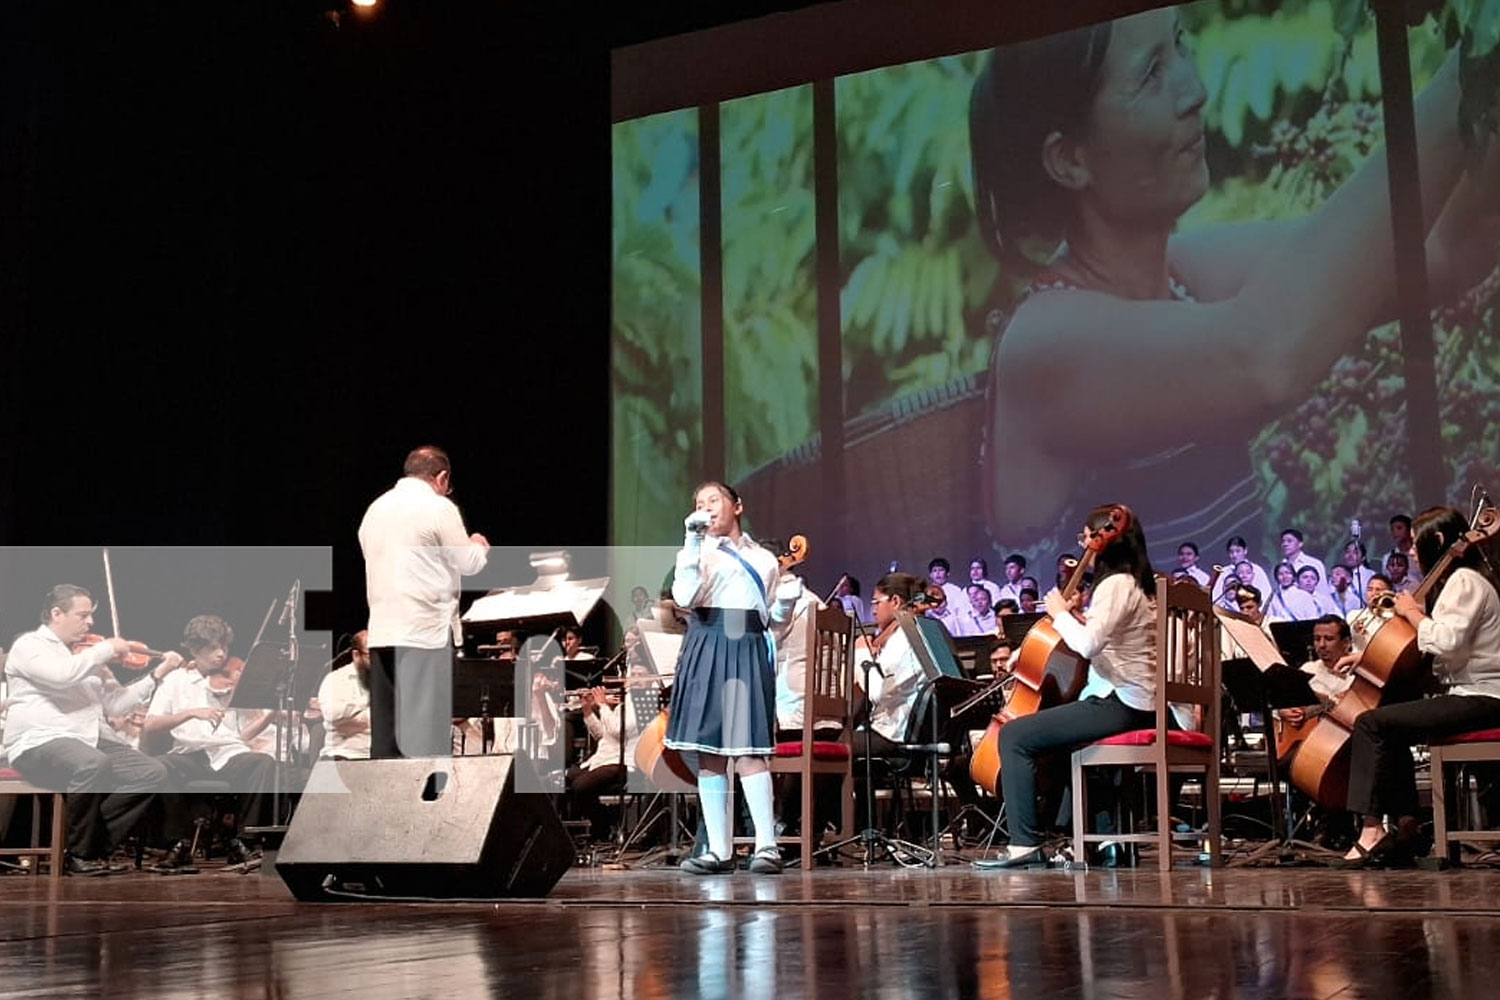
64, 855, 118, 877
151, 840, 200, 875
222, 838, 254, 866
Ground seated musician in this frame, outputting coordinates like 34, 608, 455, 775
2, 585, 183, 876
1365, 573, 1393, 606
453, 631, 562, 759
855, 573, 930, 759
144, 614, 276, 866
565, 668, 647, 843
945, 638, 1013, 830
1335, 506, 1500, 866
991, 505, 1173, 869
1275, 616, 1354, 730
318, 630, 371, 760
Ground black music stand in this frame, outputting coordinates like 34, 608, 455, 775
1216, 611, 1337, 866
452, 657, 518, 757
228, 640, 325, 834
617, 625, 696, 866
613, 682, 695, 865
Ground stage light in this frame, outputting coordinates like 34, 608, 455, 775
351, 0, 377, 7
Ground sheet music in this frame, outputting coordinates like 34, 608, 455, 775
1213, 608, 1285, 673
461, 577, 609, 625
637, 626, 685, 678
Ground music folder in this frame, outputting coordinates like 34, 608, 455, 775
1214, 608, 1317, 710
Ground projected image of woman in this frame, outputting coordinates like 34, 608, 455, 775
970, 6, 1499, 565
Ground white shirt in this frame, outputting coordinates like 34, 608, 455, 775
1229, 561, 1274, 604
866, 624, 925, 743
3, 626, 160, 762
773, 588, 827, 732
579, 696, 640, 772
359, 477, 489, 649
970, 579, 1003, 605
1384, 547, 1424, 587
835, 594, 870, 625
671, 531, 785, 621
1179, 565, 1210, 588
952, 607, 997, 638
1327, 585, 1365, 619
1288, 551, 1334, 602
925, 582, 969, 635
1051, 574, 1157, 714
1264, 586, 1321, 623
147, 668, 255, 771
317, 664, 371, 760
1419, 567, 1500, 700
996, 580, 1025, 606
1299, 657, 1354, 704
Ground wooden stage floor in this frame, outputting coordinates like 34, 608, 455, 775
5, 857, 1500, 999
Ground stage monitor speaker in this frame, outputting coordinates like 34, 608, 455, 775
275, 755, 573, 902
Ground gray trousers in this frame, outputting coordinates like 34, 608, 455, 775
369, 645, 454, 758
11, 737, 168, 858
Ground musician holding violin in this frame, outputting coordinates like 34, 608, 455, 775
1333, 505, 1500, 867
665, 481, 803, 875
991, 504, 1162, 869
1, 585, 186, 876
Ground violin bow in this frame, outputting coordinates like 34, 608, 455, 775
102, 548, 122, 639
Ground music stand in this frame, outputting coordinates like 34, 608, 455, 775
618, 625, 696, 866
1216, 611, 1337, 865
452, 656, 518, 756
228, 640, 326, 833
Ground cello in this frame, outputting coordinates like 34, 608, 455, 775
1288, 503, 1500, 808
969, 504, 1131, 795
633, 534, 809, 791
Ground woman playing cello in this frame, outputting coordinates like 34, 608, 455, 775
991, 504, 1159, 868
1335, 506, 1500, 867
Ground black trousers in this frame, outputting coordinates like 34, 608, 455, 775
566, 763, 627, 840
11, 738, 168, 859
1347, 694, 1500, 818
158, 751, 278, 837
998, 694, 1155, 848
369, 645, 453, 759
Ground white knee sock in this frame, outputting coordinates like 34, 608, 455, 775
741, 770, 777, 852
698, 773, 731, 859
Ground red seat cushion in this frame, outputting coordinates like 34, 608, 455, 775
1092, 729, 1213, 748
0, 767, 26, 782
1433, 728, 1500, 746
773, 740, 851, 761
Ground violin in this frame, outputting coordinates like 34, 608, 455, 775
72, 633, 173, 671
778, 534, 809, 573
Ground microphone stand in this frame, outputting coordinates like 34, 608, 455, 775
810, 611, 935, 868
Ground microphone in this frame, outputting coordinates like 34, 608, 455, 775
1350, 518, 1361, 540
277, 580, 300, 626
686, 510, 712, 536
888, 561, 899, 573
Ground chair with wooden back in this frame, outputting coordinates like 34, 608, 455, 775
768, 602, 857, 861
1070, 574, 1223, 871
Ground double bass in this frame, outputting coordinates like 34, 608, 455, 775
1288, 503, 1500, 808
969, 504, 1131, 795
633, 534, 810, 791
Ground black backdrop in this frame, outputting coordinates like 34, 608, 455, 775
0, 0, 1159, 642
